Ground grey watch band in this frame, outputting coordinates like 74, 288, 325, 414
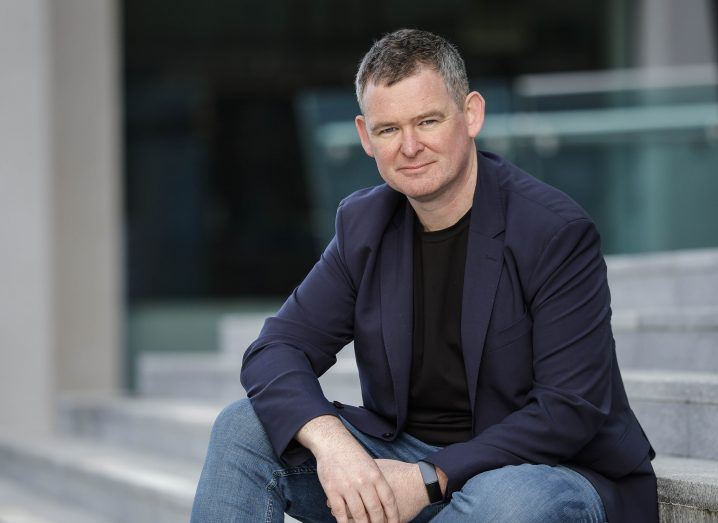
417, 460, 443, 504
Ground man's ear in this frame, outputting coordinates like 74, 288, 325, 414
464, 91, 485, 139
355, 115, 375, 158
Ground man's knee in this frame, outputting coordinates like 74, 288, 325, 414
449, 464, 604, 522
209, 398, 272, 454
192, 399, 281, 522
212, 397, 257, 431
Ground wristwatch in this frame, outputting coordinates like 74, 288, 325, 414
417, 460, 443, 505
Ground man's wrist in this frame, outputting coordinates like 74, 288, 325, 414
436, 465, 448, 496
417, 461, 444, 504
295, 414, 348, 456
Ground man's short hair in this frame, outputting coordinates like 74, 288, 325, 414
355, 28, 470, 112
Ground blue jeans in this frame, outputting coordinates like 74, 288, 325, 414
191, 399, 606, 522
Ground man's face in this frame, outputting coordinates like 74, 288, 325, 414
355, 68, 484, 203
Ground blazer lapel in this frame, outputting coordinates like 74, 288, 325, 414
462, 152, 506, 416
380, 199, 414, 429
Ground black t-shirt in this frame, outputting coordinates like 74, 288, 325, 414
404, 208, 473, 446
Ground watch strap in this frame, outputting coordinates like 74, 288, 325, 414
417, 460, 443, 504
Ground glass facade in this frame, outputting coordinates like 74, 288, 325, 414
123, 1, 612, 302
297, 68, 718, 254
122, 1, 717, 382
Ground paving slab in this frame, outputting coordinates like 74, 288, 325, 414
58, 395, 221, 463
624, 370, 718, 460
613, 307, 718, 372
607, 248, 718, 310
3, 418, 718, 522
0, 432, 198, 523
0, 477, 112, 523
654, 455, 718, 522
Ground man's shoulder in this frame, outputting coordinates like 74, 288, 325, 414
338, 183, 402, 215
485, 152, 593, 234
336, 183, 405, 240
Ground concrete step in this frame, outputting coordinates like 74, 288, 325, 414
0, 432, 198, 523
653, 455, 718, 522
0, 476, 112, 523
606, 248, 718, 310
1, 428, 715, 522
58, 395, 221, 463
138, 352, 362, 404
625, 369, 718, 461
613, 307, 718, 372
93, 365, 718, 463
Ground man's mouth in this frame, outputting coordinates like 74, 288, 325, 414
399, 161, 434, 172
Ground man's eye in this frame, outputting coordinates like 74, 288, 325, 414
420, 119, 438, 126
378, 127, 397, 135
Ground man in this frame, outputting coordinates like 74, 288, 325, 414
192, 29, 657, 522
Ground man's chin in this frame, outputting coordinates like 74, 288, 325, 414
402, 184, 446, 203
383, 179, 435, 199
406, 191, 437, 203
380, 174, 446, 202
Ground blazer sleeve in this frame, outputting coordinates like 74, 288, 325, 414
240, 202, 356, 465
422, 218, 614, 498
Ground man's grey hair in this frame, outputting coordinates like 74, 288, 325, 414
355, 29, 470, 112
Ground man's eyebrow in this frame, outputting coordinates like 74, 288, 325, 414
369, 120, 398, 132
369, 110, 447, 132
414, 110, 447, 121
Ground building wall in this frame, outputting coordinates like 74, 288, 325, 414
0, 0, 55, 433
50, 0, 123, 394
0, 0, 121, 434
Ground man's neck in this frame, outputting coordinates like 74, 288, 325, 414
410, 158, 477, 232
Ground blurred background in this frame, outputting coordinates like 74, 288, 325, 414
3, 0, 718, 437
1, 0, 718, 521
127, 0, 717, 390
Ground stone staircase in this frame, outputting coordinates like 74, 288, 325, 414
1, 248, 718, 521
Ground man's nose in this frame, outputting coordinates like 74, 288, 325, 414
400, 130, 424, 157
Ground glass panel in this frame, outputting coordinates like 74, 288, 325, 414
296, 66, 718, 255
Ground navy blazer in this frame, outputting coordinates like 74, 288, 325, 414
241, 151, 658, 522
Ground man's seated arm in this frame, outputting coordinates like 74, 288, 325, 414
295, 416, 402, 523
241, 204, 403, 522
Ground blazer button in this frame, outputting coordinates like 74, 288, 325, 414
332, 400, 344, 409
382, 432, 393, 439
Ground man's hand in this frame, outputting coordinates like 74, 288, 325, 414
373, 459, 431, 522
296, 416, 399, 523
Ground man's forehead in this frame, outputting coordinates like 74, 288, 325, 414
361, 68, 453, 117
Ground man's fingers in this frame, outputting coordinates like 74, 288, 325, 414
328, 494, 349, 523
374, 478, 399, 523
344, 492, 369, 523
359, 487, 386, 523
